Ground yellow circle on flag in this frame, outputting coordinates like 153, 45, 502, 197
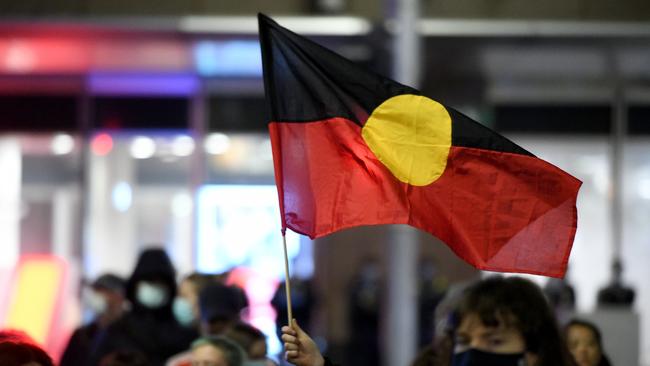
361, 94, 452, 186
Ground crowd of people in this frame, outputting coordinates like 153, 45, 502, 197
0, 247, 617, 366
58, 248, 267, 366
1, 248, 276, 366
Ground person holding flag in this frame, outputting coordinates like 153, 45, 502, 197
258, 12, 581, 366
281, 277, 576, 366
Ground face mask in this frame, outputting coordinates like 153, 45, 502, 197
451, 348, 526, 366
136, 282, 169, 309
173, 297, 196, 326
85, 290, 108, 315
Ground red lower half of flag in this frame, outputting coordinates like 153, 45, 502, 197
269, 118, 581, 277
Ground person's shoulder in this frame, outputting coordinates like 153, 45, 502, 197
63, 323, 98, 345
67, 325, 88, 339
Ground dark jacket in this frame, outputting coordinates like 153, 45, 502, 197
60, 322, 100, 366
89, 248, 198, 366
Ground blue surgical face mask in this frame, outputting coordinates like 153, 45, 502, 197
451, 348, 526, 366
136, 282, 169, 309
84, 290, 108, 315
173, 297, 196, 326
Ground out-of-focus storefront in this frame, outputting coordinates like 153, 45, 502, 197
0, 18, 363, 359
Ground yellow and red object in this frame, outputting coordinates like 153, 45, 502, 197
1, 255, 68, 357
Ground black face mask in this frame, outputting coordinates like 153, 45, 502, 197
451, 348, 525, 366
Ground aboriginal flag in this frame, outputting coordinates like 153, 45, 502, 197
259, 14, 582, 277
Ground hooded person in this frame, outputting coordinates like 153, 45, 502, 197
90, 248, 198, 366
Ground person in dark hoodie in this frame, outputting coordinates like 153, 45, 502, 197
89, 248, 198, 366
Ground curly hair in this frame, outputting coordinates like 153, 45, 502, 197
438, 276, 576, 366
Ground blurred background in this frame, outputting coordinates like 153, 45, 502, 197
1, 0, 650, 365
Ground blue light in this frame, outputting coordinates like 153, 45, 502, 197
112, 181, 132, 212
194, 40, 262, 77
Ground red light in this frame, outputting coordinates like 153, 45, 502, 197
0, 38, 91, 74
91, 133, 113, 156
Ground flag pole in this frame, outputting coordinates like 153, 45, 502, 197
282, 232, 294, 325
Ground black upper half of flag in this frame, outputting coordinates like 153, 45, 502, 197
258, 13, 417, 125
258, 13, 533, 157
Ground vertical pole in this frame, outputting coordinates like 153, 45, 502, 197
611, 80, 626, 263
393, 0, 421, 87
384, 1, 421, 365
0, 139, 21, 269
77, 82, 91, 275
608, 49, 625, 267
52, 189, 75, 258
188, 79, 207, 272
386, 225, 419, 366
0, 138, 21, 324
282, 234, 294, 324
